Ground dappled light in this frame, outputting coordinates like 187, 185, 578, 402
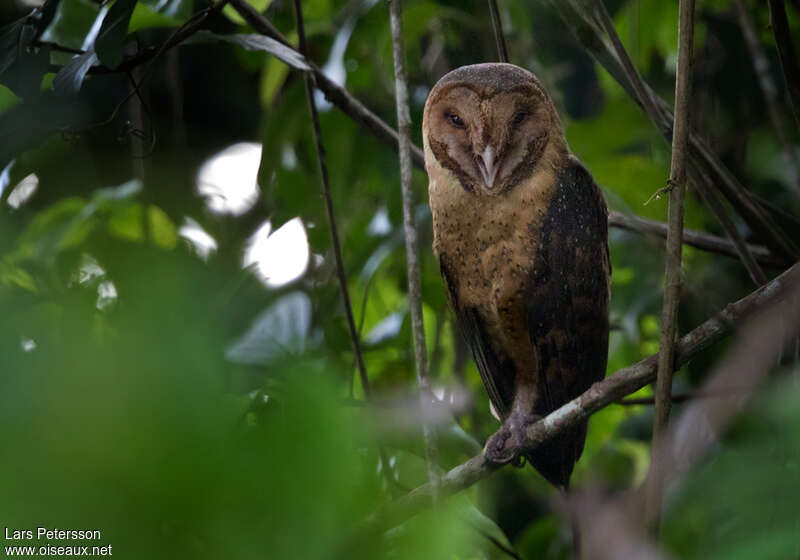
244, 218, 309, 288
196, 142, 261, 216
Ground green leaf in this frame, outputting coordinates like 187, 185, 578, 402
222, 0, 272, 25
0, 84, 21, 115
259, 53, 291, 106
107, 202, 145, 242
147, 205, 178, 249
0, 20, 25, 77
190, 30, 310, 71
40, 0, 101, 51
95, 0, 137, 69
128, 2, 183, 33
52, 50, 98, 95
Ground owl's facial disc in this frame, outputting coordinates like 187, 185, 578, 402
426, 85, 552, 194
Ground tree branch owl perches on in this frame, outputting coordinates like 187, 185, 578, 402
423, 63, 610, 488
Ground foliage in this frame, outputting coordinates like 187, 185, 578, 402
0, 0, 799, 558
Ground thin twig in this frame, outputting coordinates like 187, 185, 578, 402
607, 212, 786, 268
388, 0, 441, 504
647, 0, 695, 533
689, 162, 768, 285
487, 0, 509, 63
358, 262, 800, 534
767, 0, 800, 130
736, 0, 800, 196
291, 0, 397, 493
291, 0, 367, 395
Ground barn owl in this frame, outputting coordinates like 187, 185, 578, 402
422, 63, 610, 488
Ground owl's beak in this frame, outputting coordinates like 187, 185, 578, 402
476, 145, 500, 189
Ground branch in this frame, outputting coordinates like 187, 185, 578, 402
736, 0, 800, 196
649, 0, 695, 531
388, 0, 440, 502
358, 261, 800, 534
487, 0, 509, 63
767, 0, 800, 130
607, 212, 786, 268
689, 162, 768, 285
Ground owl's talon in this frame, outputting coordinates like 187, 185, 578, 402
483, 412, 542, 465
483, 428, 517, 465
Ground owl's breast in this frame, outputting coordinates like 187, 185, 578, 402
429, 165, 559, 363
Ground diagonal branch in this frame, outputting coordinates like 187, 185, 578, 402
359, 261, 800, 534
736, 0, 800, 196
767, 0, 800, 130
388, 0, 440, 502
648, 0, 695, 532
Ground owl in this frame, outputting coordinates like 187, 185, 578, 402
422, 63, 610, 488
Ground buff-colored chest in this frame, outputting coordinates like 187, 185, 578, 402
427, 156, 558, 369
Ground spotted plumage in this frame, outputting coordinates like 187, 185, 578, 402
423, 63, 610, 487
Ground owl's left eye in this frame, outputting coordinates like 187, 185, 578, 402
446, 112, 466, 129
512, 111, 529, 126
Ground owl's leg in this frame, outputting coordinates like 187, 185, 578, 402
483, 407, 541, 464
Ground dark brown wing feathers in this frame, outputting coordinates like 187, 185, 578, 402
524, 158, 610, 486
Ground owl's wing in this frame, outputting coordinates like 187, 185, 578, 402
523, 156, 610, 486
439, 263, 516, 419
527, 156, 611, 411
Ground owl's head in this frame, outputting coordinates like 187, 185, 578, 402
422, 63, 567, 194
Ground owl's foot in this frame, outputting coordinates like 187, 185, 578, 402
483, 412, 541, 465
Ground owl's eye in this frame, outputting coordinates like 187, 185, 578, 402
512, 112, 529, 126
446, 111, 466, 129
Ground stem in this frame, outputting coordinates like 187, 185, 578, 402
291, 0, 398, 493
487, 0, 509, 63
387, 0, 440, 504
290, 0, 369, 397
767, 0, 800, 130
736, 0, 800, 197
647, 0, 695, 533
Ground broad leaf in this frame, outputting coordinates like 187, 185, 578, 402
95, 0, 137, 69
52, 50, 98, 95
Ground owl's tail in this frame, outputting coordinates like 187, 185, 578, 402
523, 420, 588, 488
525, 421, 588, 559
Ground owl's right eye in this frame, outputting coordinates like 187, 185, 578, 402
446, 111, 466, 129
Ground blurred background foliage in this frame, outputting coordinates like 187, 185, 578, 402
0, 0, 799, 558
